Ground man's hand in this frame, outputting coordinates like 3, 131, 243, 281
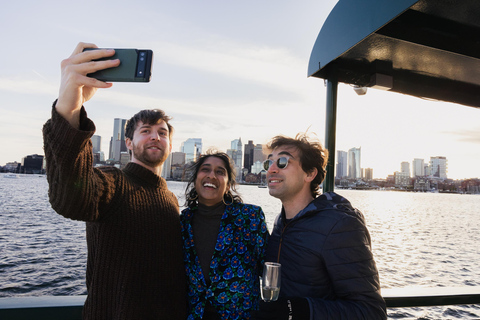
56, 42, 120, 128
252, 297, 310, 320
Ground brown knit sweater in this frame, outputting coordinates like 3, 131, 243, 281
43, 105, 187, 320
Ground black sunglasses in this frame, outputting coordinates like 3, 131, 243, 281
263, 157, 289, 171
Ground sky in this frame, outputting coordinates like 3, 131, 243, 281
1, 0, 479, 180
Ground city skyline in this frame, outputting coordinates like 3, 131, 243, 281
3, 132, 474, 181
1, 1, 479, 180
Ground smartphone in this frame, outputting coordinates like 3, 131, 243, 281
84, 48, 153, 82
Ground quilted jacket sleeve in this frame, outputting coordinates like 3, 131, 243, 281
307, 214, 387, 319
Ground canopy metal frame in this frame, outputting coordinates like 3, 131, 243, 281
308, 0, 480, 191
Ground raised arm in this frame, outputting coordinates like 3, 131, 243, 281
55, 42, 119, 127
43, 43, 121, 222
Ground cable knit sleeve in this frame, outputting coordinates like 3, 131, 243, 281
42, 102, 116, 222
308, 215, 387, 319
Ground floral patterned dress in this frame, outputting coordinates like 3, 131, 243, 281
181, 202, 269, 320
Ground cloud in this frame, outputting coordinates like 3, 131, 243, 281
445, 128, 480, 144
0, 77, 57, 96
149, 38, 311, 95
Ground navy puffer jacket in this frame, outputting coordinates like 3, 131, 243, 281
265, 192, 387, 319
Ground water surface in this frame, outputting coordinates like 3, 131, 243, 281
1, 174, 479, 319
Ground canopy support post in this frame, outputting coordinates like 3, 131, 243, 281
322, 66, 338, 193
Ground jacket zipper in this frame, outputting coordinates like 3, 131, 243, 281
276, 220, 292, 263
275, 210, 317, 263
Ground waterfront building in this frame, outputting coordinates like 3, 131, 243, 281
172, 152, 186, 166
414, 177, 431, 191
91, 135, 103, 165
181, 138, 202, 163
93, 152, 101, 164
228, 138, 243, 182
336, 150, 348, 179
251, 160, 264, 175
92, 151, 105, 164
227, 149, 242, 182
231, 139, 239, 150
21, 154, 44, 174
164, 152, 187, 180
232, 138, 243, 168
348, 147, 361, 179
226, 148, 237, 162
110, 118, 127, 162
162, 153, 172, 179
253, 144, 266, 164
91, 135, 101, 153
364, 168, 373, 181
412, 158, 425, 177
429, 156, 448, 179
119, 151, 130, 168
5, 161, 20, 172
394, 171, 410, 187
401, 161, 411, 177
243, 140, 255, 173
386, 175, 395, 186
108, 137, 113, 160
424, 163, 431, 176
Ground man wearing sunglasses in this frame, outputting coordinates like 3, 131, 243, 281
253, 134, 386, 320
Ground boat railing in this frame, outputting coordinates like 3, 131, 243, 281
1, 287, 480, 319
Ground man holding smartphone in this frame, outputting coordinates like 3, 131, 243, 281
43, 42, 187, 319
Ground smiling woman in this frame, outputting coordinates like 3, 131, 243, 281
180, 150, 269, 320
194, 156, 230, 206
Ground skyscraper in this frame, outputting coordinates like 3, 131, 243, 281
227, 138, 243, 182
429, 156, 448, 179
336, 150, 348, 179
181, 138, 202, 163
230, 138, 243, 169
412, 158, 425, 177
364, 168, 373, 180
162, 152, 187, 180
401, 161, 411, 177
21, 154, 44, 174
253, 144, 266, 164
110, 118, 127, 162
91, 135, 101, 153
243, 140, 255, 173
348, 147, 361, 179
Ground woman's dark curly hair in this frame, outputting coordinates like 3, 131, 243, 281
184, 149, 243, 208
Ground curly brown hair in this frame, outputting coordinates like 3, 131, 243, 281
264, 133, 328, 198
125, 109, 173, 142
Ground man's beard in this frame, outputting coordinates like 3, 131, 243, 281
132, 143, 168, 167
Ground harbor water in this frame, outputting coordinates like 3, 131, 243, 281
1, 173, 479, 319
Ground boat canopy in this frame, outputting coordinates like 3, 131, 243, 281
308, 0, 480, 109
309, 0, 480, 191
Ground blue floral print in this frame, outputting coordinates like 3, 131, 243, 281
181, 203, 269, 320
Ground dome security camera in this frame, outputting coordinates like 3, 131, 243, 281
353, 85, 368, 95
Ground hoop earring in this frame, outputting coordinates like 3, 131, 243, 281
222, 192, 234, 206
190, 190, 198, 201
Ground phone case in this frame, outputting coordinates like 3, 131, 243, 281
84, 48, 153, 82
